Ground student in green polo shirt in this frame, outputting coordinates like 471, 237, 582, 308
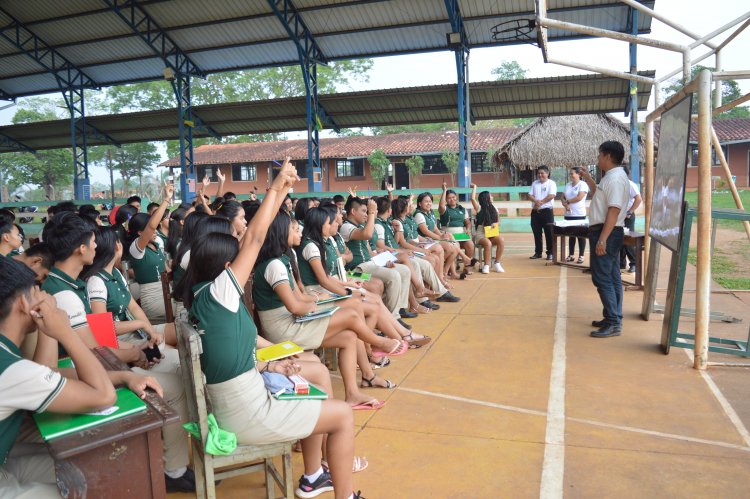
439, 184, 478, 272
125, 184, 174, 325
414, 191, 465, 281
40, 211, 195, 493
83, 226, 178, 350
300, 207, 431, 353
11, 243, 53, 285
174, 159, 366, 499
0, 257, 161, 498
0, 221, 23, 258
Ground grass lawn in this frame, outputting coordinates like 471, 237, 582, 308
683, 189, 750, 231
687, 243, 750, 290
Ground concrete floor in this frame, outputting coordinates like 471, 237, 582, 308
171, 234, 750, 498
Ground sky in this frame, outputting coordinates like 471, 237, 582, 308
1, 0, 749, 186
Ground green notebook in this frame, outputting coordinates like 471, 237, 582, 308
34, 387, 148, 441
346, 271, 371, 281
57, 358, 74, 369
295, 306, 340, 323
450, 233, 471, 241
275, 383, 328, 400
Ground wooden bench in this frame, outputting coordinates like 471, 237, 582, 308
175, 320, 294, 499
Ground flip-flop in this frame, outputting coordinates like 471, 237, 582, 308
351, 399, 386, 411
371, 339, 408, 358
360, 374, 397, 389
322, 456, 369, 474
404, 333, 431, 348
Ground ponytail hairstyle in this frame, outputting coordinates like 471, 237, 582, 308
216, 200, 243, 223
294, 198, 314, 225
166, 207, 188, 259
174, 211, 209, 267
174, 233, 239, 310
301, 208, 334, 271
123, 212, 150, 259
475, 191, 498, 228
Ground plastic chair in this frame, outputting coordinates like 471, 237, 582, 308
175, 320, 294, 499
160, 270, 175, 323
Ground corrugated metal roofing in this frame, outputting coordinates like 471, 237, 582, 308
0, 72, 654, 152
0, 0, 654, 98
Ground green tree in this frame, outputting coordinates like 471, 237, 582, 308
367, 149, 390, 189
441, 149, 459, 186
370, 123, 454, 135
491, 60, 527, 80
663, 65, 750, 119
112, 143, 160, 196
404, 155, 424, 187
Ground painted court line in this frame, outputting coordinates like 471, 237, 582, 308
539, 266, 567, 499
678, 341, 750, 448
396, 386, 547, 417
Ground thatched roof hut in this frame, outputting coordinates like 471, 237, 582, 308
496, 114, 645, 169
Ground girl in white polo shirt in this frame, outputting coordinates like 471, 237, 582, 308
561, 167, 590, 264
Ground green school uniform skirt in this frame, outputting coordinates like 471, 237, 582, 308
206, 368, 321, 445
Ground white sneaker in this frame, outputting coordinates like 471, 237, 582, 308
493, 262, 505, 273
481, 264, 490, 274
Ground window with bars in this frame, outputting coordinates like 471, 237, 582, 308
336, 158, 365, 178
231, 164, 257, 181
690, 144, 727, 167
196, 166, 219, 182
471, 152, 492, 173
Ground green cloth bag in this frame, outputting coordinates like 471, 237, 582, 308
183, 413, 237, 455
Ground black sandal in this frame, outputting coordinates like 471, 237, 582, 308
360, 374, 396, 389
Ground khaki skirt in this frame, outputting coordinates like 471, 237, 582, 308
258, 306, 330, 350
444, 226, 466, 236
139, 281, 166, 325
207, 369, 321, 445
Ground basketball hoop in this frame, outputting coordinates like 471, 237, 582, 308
490, 19, 538, 46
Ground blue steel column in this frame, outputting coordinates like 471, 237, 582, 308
64, 88, 91, 200
302, 59, 323, 192
171, 75, 196, 203
456, 47, 470, 190
629, 9, 639, 183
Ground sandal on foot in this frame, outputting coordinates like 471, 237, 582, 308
371, 339, 408, 358
322, 456, 369, 474
404, 333, 431, 348
410, 304, 432, 314
369, 357, 391, 369
360, 374, 397, 389
351, 399, 386, 410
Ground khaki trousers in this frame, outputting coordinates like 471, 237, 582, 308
0, 443, 59, 499
357, 261, 410, 318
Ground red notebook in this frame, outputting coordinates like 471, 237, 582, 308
86, 312, 118, 348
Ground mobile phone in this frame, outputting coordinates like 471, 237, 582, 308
351, 272, 363, 278
143, 344, 162, 362
168, 174, 174, 184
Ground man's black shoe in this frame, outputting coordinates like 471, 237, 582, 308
165, 468, 197, 493
435, 292, 460, 303
590, 325, 622, 338
397, 318, 412, 330
591, 319, 606, 327
546, 254, 553, 261
421, 300, 440, 310
529, 254, 542, 259
399, 308, 418, 319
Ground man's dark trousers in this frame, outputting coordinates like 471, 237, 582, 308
531, 208, 555, 256
589, 226, 624, 327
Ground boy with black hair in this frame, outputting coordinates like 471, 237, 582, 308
333, 194, 346, 213
40, 212, 194, 492
126, 195, 142, 211
12, 243, 53, 284
0, 257, 162, 498
340, 196, 414, 322
0, 221, 23, 257
146, 202, 160, 215
222, 191, 237, 201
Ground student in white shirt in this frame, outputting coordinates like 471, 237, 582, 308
620, 165, 642, 273
528, 165, 557, 260
561, 167, 590, 264
580, 141, 631, 338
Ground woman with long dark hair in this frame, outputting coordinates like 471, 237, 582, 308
216, 200, 247, 239
414, 192, 462, 281
470, 186, 505, 274
83, 226, 178, 348
124, 185, 173, 324
175, 161, 364, 499
438, 184, 477, 272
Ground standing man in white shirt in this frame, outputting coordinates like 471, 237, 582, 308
528, 165, 557, 260
580, 141, 631, 338
620, 165, 642, 273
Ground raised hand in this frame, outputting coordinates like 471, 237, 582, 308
163, 182, 174, 202
216, 168, 226, 182
442, 182, 448, 190
367, 198, 378, 214
348, 186, 358, 198
385, 182, 394, 193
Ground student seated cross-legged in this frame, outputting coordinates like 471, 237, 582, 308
174, 159, 365, 499
39, 209, 194, 493
0, 257, 162, 499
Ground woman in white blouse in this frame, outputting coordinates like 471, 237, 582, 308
560, 167, 590, 264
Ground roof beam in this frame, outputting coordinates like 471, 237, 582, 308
0, 132, 35, 154
101, 0, 205, 77
0, 7, 97, 90
266, 0, 327, 65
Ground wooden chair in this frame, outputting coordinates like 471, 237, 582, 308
160, 270, 175, 323
175, 320, 295, 499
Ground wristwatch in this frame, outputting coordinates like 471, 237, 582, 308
597, 240, 606, 247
